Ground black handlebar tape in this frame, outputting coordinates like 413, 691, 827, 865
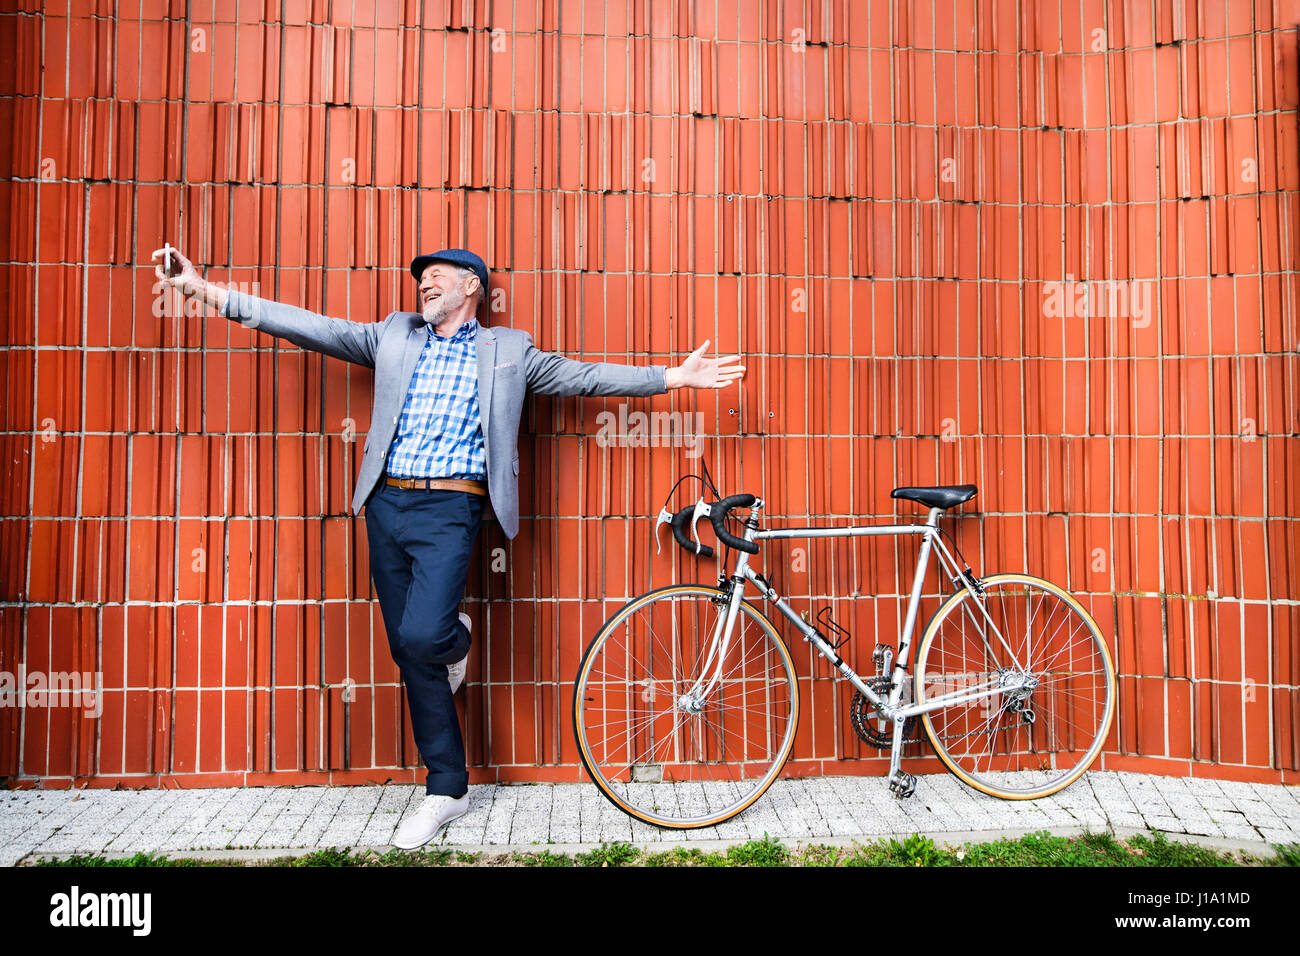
671, 506, 714, 558
709, 494, 759, 554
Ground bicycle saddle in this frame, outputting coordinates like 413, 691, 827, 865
890, 484, 978, 510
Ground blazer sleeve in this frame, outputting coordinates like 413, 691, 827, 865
521, 332, 669, 397
222, 289, 383, 369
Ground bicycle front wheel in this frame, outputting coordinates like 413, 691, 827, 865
573, 585, 799, 828
913, 573, 1116, 799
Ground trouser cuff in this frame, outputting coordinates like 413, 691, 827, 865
425, 771, 469, 798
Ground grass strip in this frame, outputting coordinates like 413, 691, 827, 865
28, 831, 1300, 868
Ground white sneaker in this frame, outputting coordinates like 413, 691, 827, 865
448, 612, 471, 694
392, 793, 469, 849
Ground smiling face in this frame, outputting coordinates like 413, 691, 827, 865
418, 262, 480, 325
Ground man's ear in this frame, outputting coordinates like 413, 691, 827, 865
469, 276, 488, 316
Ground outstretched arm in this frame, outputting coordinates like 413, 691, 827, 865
523, 336, 745, 397
150, 244, 382, 369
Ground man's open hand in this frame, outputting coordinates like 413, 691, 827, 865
665, 340, 746, 390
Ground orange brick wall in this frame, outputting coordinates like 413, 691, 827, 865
2, 0, 1297, 790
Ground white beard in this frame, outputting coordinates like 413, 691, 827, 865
422, 290, 463, 325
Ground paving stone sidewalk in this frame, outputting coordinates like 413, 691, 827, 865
3, 771, 1298, 865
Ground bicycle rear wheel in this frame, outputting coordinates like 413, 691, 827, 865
912, 573, 1115, 799
572, 585, 799, 828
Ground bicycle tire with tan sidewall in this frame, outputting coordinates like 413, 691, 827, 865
911, 572, 1117, 800
572, 584, 801, 829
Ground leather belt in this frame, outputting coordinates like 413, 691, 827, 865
384, 476, 488, 496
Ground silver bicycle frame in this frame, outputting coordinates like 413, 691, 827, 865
687, 498, 1020, 788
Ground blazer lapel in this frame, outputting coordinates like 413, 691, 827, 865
396, 315, 426, 414
477, 325, 496, 436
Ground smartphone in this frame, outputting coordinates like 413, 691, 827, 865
162, 242, 182, 277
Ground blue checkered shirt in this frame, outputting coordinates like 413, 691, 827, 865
385, 319, 487, 480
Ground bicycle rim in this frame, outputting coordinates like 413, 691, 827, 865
573, 585, 799, 828
914, 573, 1116, 799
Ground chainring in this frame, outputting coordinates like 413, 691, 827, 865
850, 677, 926, 749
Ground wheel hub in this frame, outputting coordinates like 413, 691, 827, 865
997, 666, 1037, 696
996, 667, 1039, 722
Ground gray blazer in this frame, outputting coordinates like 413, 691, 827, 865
222, 290, 668, 538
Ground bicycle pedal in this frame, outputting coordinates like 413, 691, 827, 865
888, 771, 916, 799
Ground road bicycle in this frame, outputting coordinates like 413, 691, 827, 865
572, 477, 1117, 829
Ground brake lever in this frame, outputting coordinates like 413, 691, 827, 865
690, 499, 712, 551
654, 506, 674, 555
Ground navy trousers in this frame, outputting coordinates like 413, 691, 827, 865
364, 482, 485, 797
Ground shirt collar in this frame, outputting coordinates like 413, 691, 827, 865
428, 318, 478, 343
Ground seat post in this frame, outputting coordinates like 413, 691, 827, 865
897, 510, 943, 666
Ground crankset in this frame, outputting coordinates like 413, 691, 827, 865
849, 677, 926, 750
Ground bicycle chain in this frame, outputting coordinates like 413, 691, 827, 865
920, 705, 1035, 749
850, 679, 1034, 751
